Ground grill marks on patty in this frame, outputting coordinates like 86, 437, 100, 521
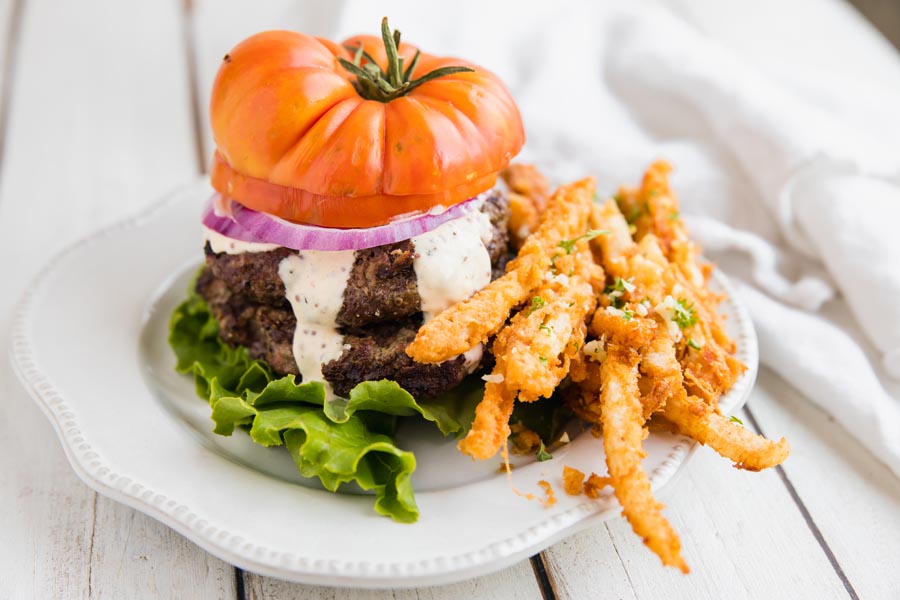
197, 191, 510, 397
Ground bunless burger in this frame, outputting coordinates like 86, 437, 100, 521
196, 20, 524, 401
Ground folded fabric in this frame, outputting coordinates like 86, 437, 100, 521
325, 0, 900, 475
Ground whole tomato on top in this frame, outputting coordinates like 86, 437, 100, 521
209, 18, 525, 228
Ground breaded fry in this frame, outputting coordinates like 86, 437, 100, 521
599, 344, 689, 573
507, 191, 541, 248
590, 200, 635, 278
406, 163, 784, 575
638, 328, 682, 419
407, 178, 597, 364
502, 164, 551, 248
458, 375, 517, 460
663, 394, 790, 471
589, 309, 657, 349
502, 279, 596, 402
502, 163, 550, 212
406, 270, 531, 364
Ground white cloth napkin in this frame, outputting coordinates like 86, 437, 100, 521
319, 0, 900, 475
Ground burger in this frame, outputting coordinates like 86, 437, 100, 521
171, 18, 525, 520
197, 19, 523, 399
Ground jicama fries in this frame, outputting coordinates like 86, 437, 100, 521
406, 178, 597, 364
404, 162, 790, 572
599, 344, 689, 573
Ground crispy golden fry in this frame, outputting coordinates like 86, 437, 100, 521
460, 272, 596, 459
410, 162, 785, 574
663, 394, 790, 471
507, 191, 541, 249
638, 328, 682, 420
407, 178, 597, 364
503, 164, 551, 248
502, 280, 596, 402
406, 271, 530, 364
502, 163, 550, 212
599, 344, 689, 573
458, 376, 517, 460
590, 199, 635, 278
590, 309, 657, 348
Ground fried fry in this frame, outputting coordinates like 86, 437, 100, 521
502, 163, 550, 212
502, 279, 595, 402
590, 199, 635, 278
406, 162, 785, 574
407, 178, 596, 364
460, 273, 596, 459
458, 375, 517, 460
638, 328, 682, 419
663, 394, 790, 471
507, 191, 541, 248
599, 344, 689, 573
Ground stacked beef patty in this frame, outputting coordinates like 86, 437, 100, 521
196, 191, 510, 398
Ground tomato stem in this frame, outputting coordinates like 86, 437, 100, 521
338, 17, 474, 102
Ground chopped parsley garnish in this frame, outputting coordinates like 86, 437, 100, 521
626, 205, 642, 224
622, 309, 634, 321
667, 212, 680, 221
528, 296, 546, 315
540, 324, 552, 336
536, 441, 553, 462
549, 253, 562, 274
604, 277, 635, 309
558, 229, 608, 254
687, 338, 702, 350
673, 298, 698, 329
539, 356, 548, 365
729, 415, 744, 426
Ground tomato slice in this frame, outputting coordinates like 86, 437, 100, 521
210, 153, 497, 229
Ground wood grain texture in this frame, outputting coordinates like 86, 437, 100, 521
541, 402, 850, 600
751, 368, 900, 600
243, 560, 543, 600
0, 0, 234, 597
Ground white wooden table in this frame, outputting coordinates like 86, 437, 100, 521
1, 1, 898, 598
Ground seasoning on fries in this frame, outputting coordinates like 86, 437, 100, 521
405, 161, 790, 572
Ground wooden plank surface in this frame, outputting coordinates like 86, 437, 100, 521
540, 400, 850, 599
0, 0, 235, 597
243, 561, 544, 600
750, 369, 900, 600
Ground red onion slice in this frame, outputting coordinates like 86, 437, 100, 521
204, 192, 488, 251
201, 197, 267, 243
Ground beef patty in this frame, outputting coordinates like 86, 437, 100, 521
197, 191, 510, 398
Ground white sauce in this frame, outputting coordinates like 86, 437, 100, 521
412, 205, 494, 321
412, 203, 494, 374
203, 226, 279, 255
278, 250, 356, 398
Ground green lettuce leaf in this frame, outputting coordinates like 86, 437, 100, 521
169, 284, 420, 522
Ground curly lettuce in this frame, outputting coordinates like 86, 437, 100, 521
169, 287, 483, 523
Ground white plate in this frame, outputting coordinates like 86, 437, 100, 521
9, 180, 758, 588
